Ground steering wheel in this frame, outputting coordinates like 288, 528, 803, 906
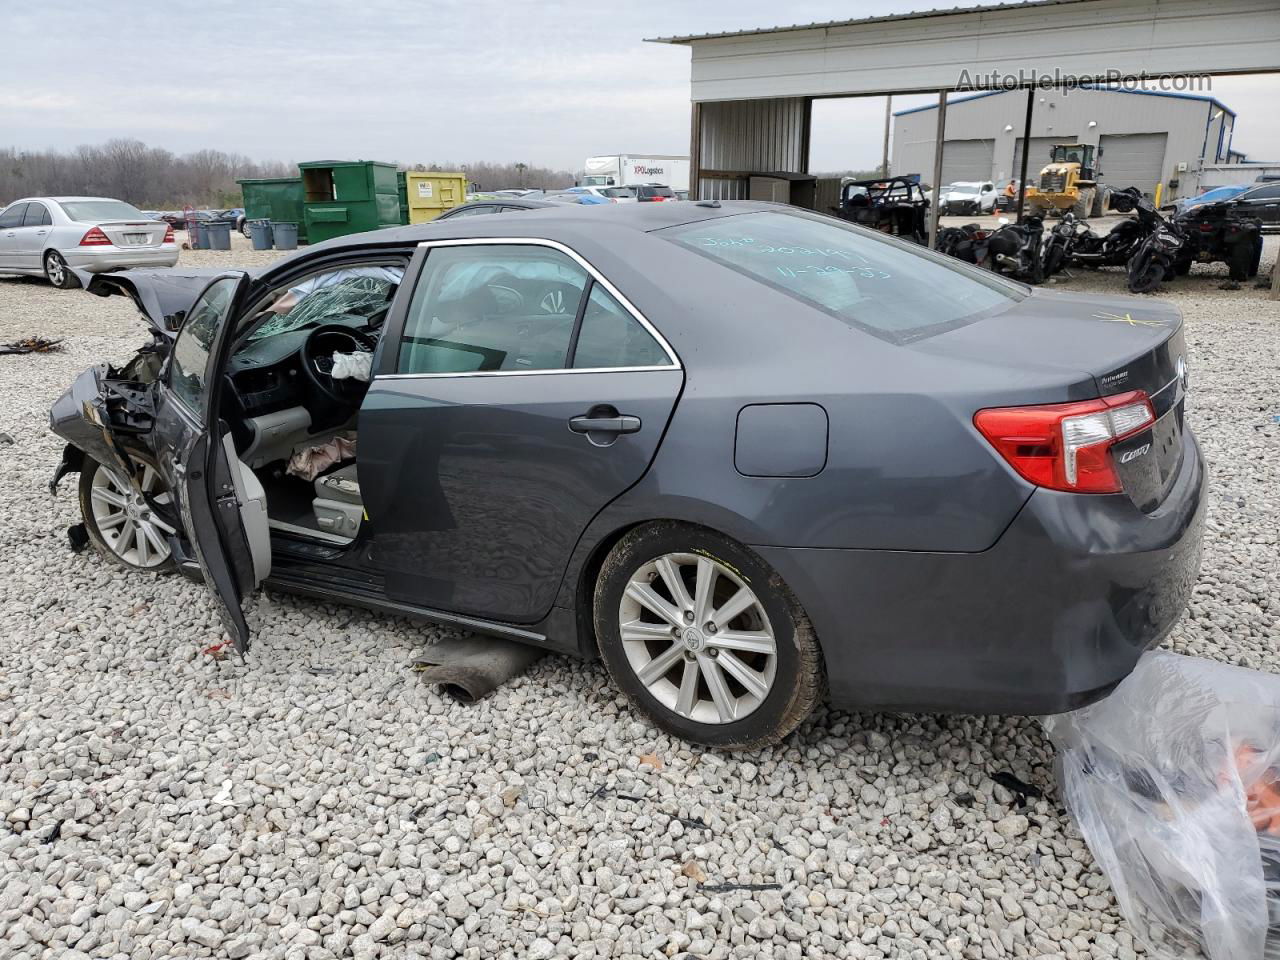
300, 323, 378, 405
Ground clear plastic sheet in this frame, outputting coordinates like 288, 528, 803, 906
1043, 652, 1280, 959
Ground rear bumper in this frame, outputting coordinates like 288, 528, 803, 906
758, 429, 1207, 715
61, 247, 180, 273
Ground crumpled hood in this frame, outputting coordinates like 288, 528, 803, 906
74, 268, 247, 337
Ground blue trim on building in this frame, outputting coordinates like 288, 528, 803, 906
894, 86, 1235, 118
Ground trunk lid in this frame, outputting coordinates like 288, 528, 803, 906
917, 288, 1188, 511
94, 220, 168, 248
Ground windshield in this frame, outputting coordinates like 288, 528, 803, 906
948, 185, 979, 195
661, 211, 1025, 343
58, 200, 147, 222
249, 266, 403, 341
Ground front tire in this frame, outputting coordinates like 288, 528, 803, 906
593, 522, 823, 750
44, 251, 79, 289
78, 457, 176, 573
1128, 254, 1167, 294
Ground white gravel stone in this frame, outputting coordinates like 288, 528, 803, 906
0, 237, 1276, 959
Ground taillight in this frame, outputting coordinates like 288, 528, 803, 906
79, 226, 111, 246
974, 390, 1155, 493
163, 225, 175, 244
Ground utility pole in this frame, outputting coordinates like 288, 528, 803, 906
882, 96, 892, 177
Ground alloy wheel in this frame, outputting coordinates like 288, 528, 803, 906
45, 253, 66, 287
89, 464, 176, 568
618, 552, 777, 724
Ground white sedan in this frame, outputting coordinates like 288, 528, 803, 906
0, 196, 179, 289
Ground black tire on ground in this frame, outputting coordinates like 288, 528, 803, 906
43, 250, 80, 289
1174, 258, 1193, 276
1228, 240, 1255, 282
593, 521, 824, 750
1128, 255, 1167, 294
77, 457, 176, 574
1071, 190, 1092, 219
241, 222, 253, 239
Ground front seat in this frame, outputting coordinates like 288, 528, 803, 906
312, 463, 363, 538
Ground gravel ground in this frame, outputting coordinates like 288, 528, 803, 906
1, 233, 1277, 960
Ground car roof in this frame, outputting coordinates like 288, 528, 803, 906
307, 199, 776, 254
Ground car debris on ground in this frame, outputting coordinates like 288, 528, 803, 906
0, 336, 63, 355
1045, 651, 1280, 960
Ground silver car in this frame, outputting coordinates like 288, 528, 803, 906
0, 196, 179, 289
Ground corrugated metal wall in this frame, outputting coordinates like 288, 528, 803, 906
697, 97, 809, 200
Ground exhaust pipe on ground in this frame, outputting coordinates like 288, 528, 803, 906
411, 636, 547, 703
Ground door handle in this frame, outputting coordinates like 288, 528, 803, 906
569, 414, 641, 435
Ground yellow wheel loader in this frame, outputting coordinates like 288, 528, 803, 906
1024, 143, 1110, 219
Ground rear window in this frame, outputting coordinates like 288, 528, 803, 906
639, 186, 675, 198
58, 200, 146, 222
661, 211, 1025, 343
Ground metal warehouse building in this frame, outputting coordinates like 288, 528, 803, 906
651, 0, 1279, 206
892, 86, 1236, 200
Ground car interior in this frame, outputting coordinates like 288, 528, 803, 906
217, 247, 656, 550
222, 259, 405, 547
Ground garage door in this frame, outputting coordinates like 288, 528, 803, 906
1099, 133, 1168, 198
1012, 136, 1074, 183
940, 139, 994, 184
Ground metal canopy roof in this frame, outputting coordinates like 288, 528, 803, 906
646, 0, 1092, 44
652, 0, 1280, 102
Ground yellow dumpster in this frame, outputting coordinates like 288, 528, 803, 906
403, 171, 467, 223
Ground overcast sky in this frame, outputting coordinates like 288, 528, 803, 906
4, 0, 1277, 171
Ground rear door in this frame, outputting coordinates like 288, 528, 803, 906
361, 239, 683, 624
150, 272, 269, 653
1239, 183, 1280, 226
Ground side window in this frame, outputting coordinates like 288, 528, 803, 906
22, 203, 49, 227
398, 245, 588, 374
1248, 185, 1280, 201
572, 284, 669, 369
0, 203, 27, 228
169, 277, 239, 418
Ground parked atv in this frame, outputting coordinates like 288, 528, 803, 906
1174, 200, 1264, 282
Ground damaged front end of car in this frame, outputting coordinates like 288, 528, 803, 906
48, 270, 214, 497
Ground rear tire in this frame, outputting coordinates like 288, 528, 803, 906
78, 457, 176, 573
593, 522, 824, 750
44, 251, 79, 290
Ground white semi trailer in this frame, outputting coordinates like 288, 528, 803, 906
581, 155, 690, 192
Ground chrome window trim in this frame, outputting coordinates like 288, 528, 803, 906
381, 236, 681, 380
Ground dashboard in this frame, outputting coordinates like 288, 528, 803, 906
226, 314, 373, 419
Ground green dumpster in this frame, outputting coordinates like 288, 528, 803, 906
237, 177, 308, 244
299, 160, 401, 243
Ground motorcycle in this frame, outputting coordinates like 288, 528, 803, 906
1042, 213, 1084, 278
1126, 209, 1187, 294
934, 223, 990, 264
985, 215, 1046, 283
1065, 187, 1155, 270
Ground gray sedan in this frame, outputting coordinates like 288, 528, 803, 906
48, 201, 1205, 748
0, 196, 178, 289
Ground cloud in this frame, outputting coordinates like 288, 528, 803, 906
3, 0, 1277, 170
